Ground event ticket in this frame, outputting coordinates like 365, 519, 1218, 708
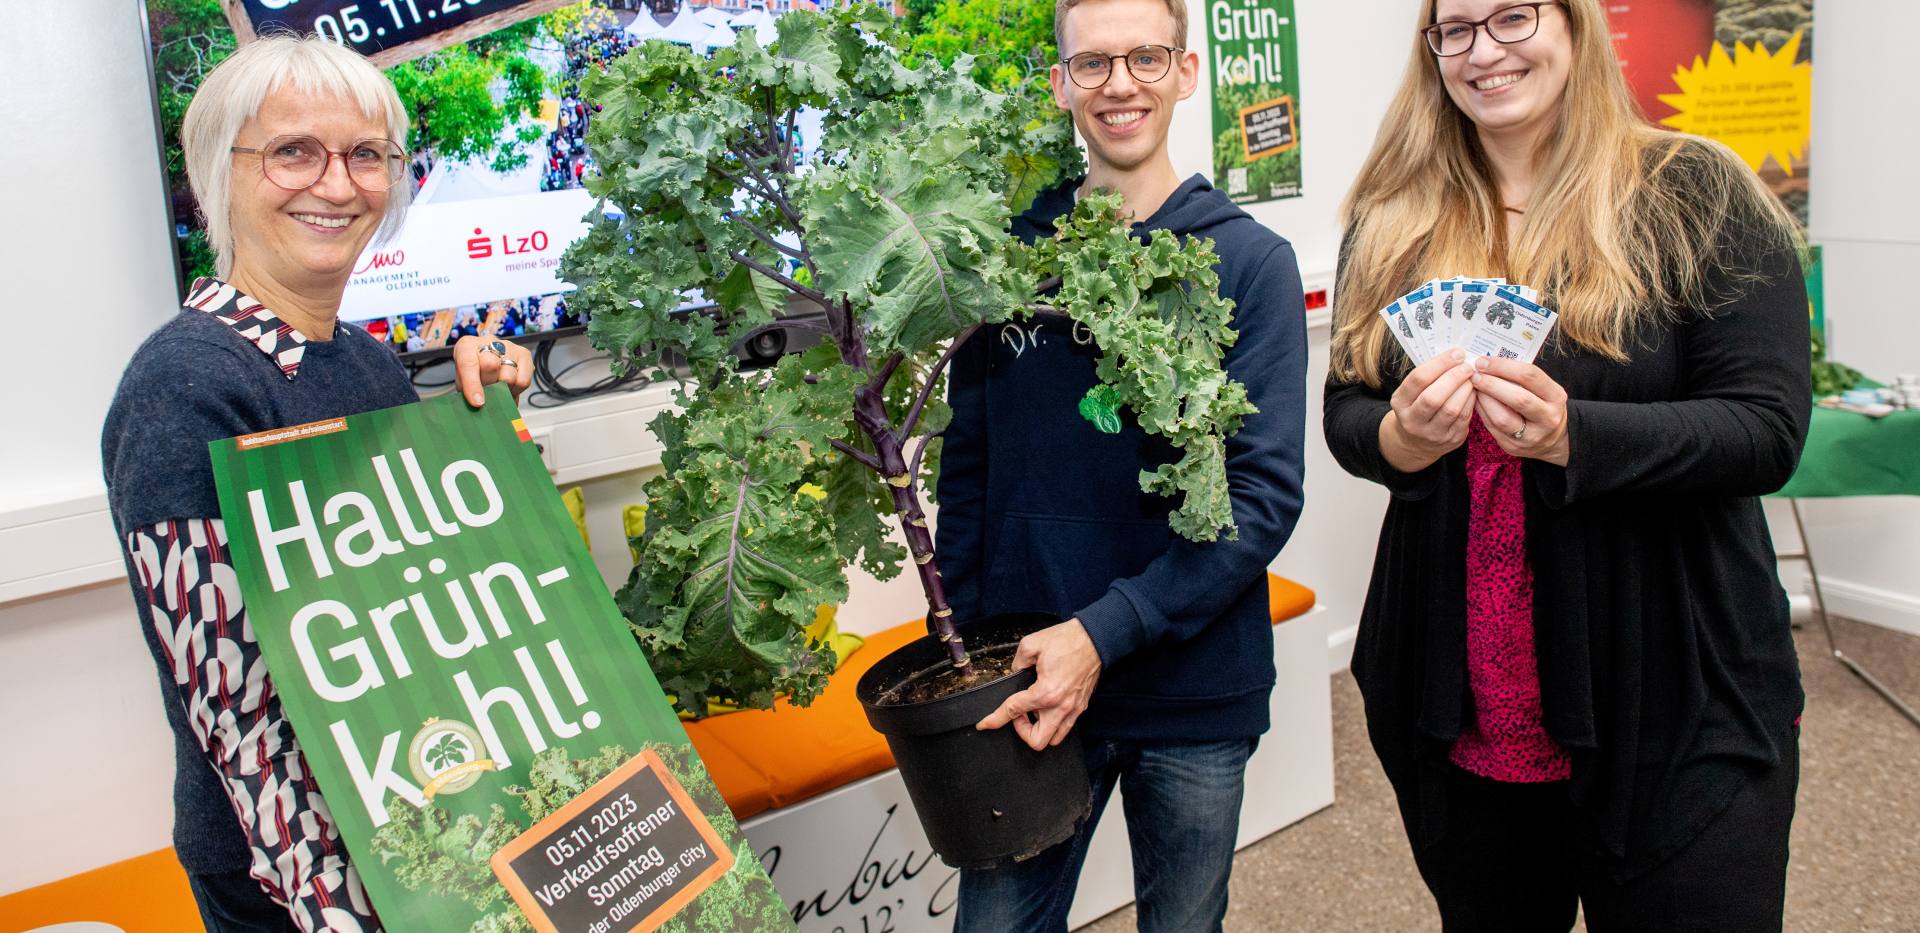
1379, 296, 1425, 363
1400, 280, 1443, 361
1381, 278, 1556, 367
1461, 286, 1558, 365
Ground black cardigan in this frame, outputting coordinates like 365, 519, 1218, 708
1324, 197, 1811, 880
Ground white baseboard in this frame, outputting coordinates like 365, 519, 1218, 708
1327, 622, 1356, 674
1805, 577, 1920, 638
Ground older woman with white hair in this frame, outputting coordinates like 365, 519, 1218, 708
102, 35, 532, 931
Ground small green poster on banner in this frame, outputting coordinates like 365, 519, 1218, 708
1208, 0, 1302, 204
1806, 243, 1825, 338
208, 386, 793, 933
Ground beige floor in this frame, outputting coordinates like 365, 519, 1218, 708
1085, 614, 1920, 932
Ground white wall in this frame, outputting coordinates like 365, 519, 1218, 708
2, 0, 1910, 898
1168, 2, 1410, 286
0, 1, 180, 513
0, 0, 195, 895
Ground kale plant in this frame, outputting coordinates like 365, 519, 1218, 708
562, 9, 1254, 715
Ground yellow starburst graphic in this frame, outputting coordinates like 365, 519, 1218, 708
1656, 31, 1811, 175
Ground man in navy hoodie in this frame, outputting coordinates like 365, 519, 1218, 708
934, 0, 1307, 928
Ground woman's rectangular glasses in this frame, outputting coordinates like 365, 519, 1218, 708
1422, 2, 1563, 57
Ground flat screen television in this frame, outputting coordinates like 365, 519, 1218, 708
142, 0, 820, 363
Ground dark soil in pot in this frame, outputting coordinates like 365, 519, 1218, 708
856, 612, 1094, 869
879, 643, 1021, 705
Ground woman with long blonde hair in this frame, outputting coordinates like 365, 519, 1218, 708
1324, 0, 1809, 927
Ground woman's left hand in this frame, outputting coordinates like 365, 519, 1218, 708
1469, 356, 1571, 466
451, 336, 534, 407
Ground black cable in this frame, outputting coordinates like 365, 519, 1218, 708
524, 337, 653, 409
405, 356, 458, 389
400, 332, 651, 405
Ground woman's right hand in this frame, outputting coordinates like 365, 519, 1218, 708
1379, 348, 1477, 473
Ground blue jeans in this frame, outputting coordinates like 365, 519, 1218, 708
955, 736, 1257, 933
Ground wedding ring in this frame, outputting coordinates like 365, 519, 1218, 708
1511, 425, 1527, 441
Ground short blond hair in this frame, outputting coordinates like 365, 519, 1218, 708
182, 35, 411, 277
1055, 0, 1189, 55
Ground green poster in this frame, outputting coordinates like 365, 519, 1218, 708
1207, 0, 1302, 204
209, 386, 792, 933
1806, 243, 1825, 337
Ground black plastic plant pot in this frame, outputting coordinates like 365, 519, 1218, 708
855, 612, 1093, 870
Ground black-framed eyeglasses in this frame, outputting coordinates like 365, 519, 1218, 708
230, 135, 407, 192
1060, 45, 1184, 90
1422, 2, 1563, 57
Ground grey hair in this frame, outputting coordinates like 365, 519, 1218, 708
181, 35, 411, 277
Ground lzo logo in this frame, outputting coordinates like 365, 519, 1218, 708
407, 717, 495, 799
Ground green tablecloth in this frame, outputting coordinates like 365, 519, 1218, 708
1774, 404, 1920, 498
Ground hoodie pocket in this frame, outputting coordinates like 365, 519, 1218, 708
980, 511, 1172, 619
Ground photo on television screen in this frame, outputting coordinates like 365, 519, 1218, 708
143, 0, 844, 361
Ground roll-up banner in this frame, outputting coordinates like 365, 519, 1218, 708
209, 386, 793, 932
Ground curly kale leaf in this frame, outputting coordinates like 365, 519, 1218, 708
811, 441, 908, 581
560, 38, 775, 380
729, 10, 846, 101
988, 73, 1084, 215
1026, 192, 1255, 541
1809, 325, 1863, 396
627, 352, 860, 715
805, 125, 1017, 353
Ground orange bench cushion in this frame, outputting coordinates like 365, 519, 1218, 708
1269, 573, 1316, 623
0, 848, 201, 930
682, 723, 777, 821
681, 621, 923, 821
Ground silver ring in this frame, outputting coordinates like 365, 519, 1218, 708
500, 357, 519, 369
1511, 425, 1527, 441
484, 339, 510, 358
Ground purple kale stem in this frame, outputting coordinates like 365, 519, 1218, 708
828, 437, 882, 472
856, 382, 969, 669
899, 323, 980, 440
721, 210, 806, 261
728, 251, 832, 310
869, 349, 906, 386
831, 303, 970, 669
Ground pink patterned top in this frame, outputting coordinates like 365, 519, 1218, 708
1449, 416, 1572, 782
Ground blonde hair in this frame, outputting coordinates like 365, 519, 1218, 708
1329, 0, 1799, 388
1055, 0, 1189, 53
182, 35, 411, 277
